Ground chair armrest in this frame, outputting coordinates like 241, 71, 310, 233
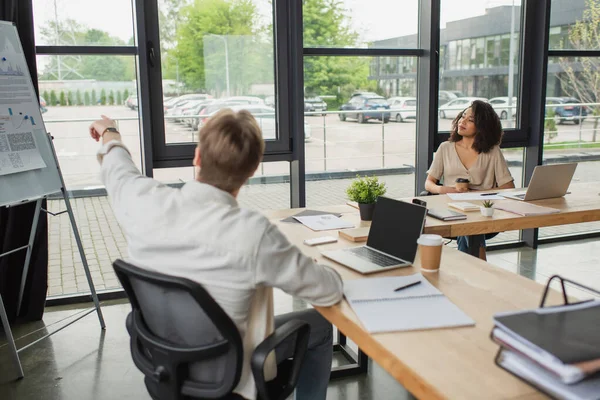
251, 320, 310, 400
419, 190, 432, 196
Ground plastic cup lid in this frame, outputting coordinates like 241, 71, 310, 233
417, 234, 443, 246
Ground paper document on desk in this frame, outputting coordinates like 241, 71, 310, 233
493, 201, 560, 216
344, 274, 475, 333
293, 214, 354, 231
447, 193, 505, 201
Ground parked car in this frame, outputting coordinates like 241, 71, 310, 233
125, 95, 138, 110
438, 90, 458, 105
199, 104, 312, 141
339, 95, 390, 123
449, 90, 465, 98
438, 97, 487, 119
164, 94, 212, 112
39, 96, 48, 113
220, 96, 264, 105
265, 95, 275, 108
188, 101, 215, 131
351, 91, 379, 98
166, 100, 195, 122
387, 96, 417, 122
182, 100, 213, 127
304, 97, 327, 115
546, 97, 588, 124
488, 97, 518, 119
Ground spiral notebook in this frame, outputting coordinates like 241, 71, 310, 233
343, 274, 475, 333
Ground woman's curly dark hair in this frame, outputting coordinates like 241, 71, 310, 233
449, 100, 503, 153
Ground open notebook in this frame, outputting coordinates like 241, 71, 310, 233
343, 274, 475, 333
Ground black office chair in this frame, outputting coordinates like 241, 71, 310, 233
113, 259, 311, 400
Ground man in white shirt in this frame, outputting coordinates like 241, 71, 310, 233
90, 111, 343, 400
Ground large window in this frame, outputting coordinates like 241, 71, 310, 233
158, 0, 276, 146
33, 0, 140, 189
33, 0, 136, 47
439, 1, 523, 132
303, 1, 419, 207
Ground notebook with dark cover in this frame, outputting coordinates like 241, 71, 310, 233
494, 301, 600, 364
426, 208, 467, 221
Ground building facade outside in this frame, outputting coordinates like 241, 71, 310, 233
370, 0, 588, 100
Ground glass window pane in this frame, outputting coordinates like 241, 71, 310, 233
159, 0, 276, 144
440, 1, 522, 131
154, 162, 291, 211
550, 0, 600, 50
33, 0, 135, 46
304, 0, 419, 49
305, 56, 417, 206
37, 55, 141, 188
542, 56, 600, 237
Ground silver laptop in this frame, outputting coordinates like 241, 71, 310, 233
501, 163, 577, 201
321, 197, 427, 274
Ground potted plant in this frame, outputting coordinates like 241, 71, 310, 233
480, 200, 495, 217
346, 175, 387, 221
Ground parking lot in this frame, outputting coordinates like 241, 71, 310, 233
41, 105, 600, 188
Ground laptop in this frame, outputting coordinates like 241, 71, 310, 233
501, 163, 577, 201
321, 197, 427, 274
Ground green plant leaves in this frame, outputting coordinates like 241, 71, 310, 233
346, 175, 387, 204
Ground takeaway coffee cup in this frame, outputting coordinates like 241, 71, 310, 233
455, 178, 470, 191
417, 234, 443, 272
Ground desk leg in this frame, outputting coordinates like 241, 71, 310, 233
330, 331, 368, 380
467, 235, 484, 258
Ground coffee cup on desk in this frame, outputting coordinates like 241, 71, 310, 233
455, 178, 470, 192
417, 234, 443, 272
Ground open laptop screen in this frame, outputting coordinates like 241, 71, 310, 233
366, 197, 427, 263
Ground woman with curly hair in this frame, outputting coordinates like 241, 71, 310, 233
424, 100, 515, 259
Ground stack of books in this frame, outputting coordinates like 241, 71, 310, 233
491, 301, 600, 399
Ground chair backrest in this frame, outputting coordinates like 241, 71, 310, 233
113, 259, 243, 400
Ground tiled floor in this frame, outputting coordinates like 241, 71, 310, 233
2, 239, 600, 399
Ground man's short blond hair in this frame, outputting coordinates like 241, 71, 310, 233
198, 109, 265, 193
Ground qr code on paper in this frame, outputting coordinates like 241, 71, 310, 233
8, 132, 36, 152
0, 135, 9, 152
8, 152, 24, 168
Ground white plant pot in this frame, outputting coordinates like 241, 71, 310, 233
480, 207, 495, 217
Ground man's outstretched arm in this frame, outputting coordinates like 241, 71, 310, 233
90, 115, 165, 220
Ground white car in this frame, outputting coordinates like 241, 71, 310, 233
438, 97, 488, 119
200, 104, 311, 141
387, 97, 417, 122
488, 97, 518, 119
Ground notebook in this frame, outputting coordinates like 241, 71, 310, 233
494, 300, 600, 365
343, 274, 475, 333
497, 349, 600, 400
427, 208, 467, 221
493, 201, 561, 216
338, 227, 370, 242
448, 202, 481, 212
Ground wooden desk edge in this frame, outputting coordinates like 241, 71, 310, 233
315, 303, 446, 400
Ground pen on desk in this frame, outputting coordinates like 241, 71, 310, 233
393, 280, 421, 292
481, 192, 498, 196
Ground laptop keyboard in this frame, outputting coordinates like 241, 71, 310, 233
348, 247, 401, 267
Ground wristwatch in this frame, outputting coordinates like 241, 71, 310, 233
103, 127, 120, 135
